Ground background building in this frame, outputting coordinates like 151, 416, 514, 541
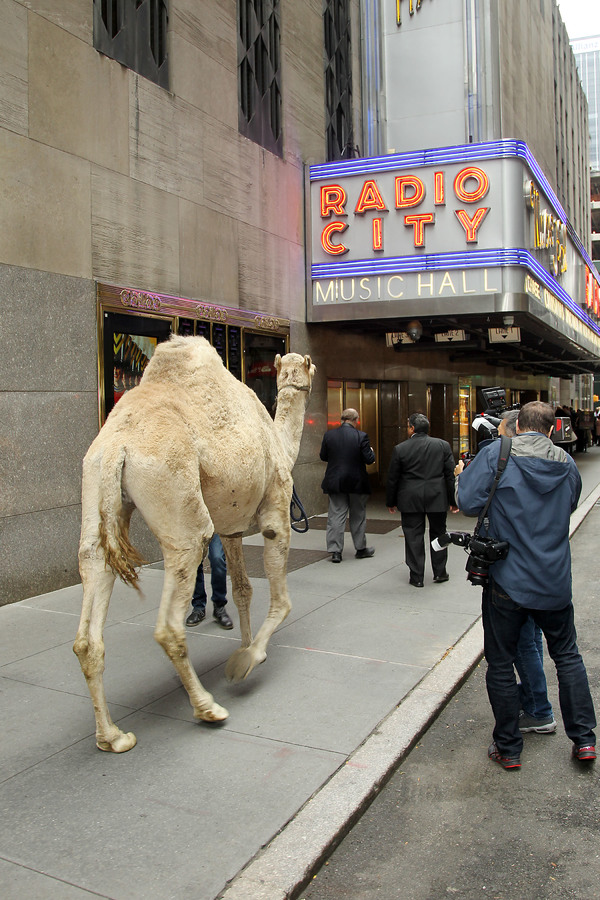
2, 0, 599, 604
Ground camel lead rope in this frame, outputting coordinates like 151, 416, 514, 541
290, 485, 309, 533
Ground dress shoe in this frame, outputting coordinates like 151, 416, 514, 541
331, 551, 342, 563
409, 577, 424, 588
433, 573, 449, 584
213, 607, 234, 630
186, 609, 206, 627
355, 547, 375, 559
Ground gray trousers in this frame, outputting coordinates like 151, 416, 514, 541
326, 492, 369, 554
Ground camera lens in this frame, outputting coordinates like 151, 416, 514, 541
466, 556, 489, 586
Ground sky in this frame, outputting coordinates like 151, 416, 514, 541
556, 0, 600, 40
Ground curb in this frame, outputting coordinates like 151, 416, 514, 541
218, 484, 600, 900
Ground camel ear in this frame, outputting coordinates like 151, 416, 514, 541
275, 354, 282, 374
304, 355, 312, 370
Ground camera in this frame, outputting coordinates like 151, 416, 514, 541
431, 531, 509, 586
472, 386, 519, 444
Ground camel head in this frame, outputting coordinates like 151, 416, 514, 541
274, 352, 316, 398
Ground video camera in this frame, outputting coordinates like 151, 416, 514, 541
431, 531, 509, 586
472, 386, 520, 443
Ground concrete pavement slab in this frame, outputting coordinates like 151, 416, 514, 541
146, 641, 428, 754
0, 712, 344, 900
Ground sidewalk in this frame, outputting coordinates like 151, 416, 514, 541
2, 451, 600, 900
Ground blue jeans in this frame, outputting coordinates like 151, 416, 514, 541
482, 577, 596, 757
192, 535, 227, 613
515, 617, 553, 719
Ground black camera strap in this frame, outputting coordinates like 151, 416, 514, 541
474, 435, 512, 537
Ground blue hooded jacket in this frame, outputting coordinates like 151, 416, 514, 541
457, 432, 581, 609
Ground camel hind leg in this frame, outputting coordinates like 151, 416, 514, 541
75, 504, 137, 753
224, 491, 291, 683
153, 544, 229, 723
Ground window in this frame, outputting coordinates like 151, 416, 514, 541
238, 0, 282, 156
324, 0, 354, 161
94, 0, 168, 89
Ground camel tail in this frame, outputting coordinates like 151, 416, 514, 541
98, 445, 146, 589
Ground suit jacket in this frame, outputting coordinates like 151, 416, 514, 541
320, 422, 375, 494
386, 432, 455, 512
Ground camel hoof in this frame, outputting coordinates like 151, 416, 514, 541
96, 731, 137, 753
194, 702, 229, 723
225, 647, 267, 683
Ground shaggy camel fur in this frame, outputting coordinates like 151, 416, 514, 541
74, 335, 315, 752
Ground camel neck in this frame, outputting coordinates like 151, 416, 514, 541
274, 387, 307, 465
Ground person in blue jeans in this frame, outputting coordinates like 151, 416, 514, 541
498, 412, 556, 735
516, 617, 556, 733
458, 401, 596, 769
185, 535, 233, 630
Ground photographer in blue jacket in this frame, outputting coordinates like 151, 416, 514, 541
457, 400, 596, 769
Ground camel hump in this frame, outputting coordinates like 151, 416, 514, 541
142, 335, 226, 386
98, 443, 145, 587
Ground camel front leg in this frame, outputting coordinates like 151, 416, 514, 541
222, 535, 257, 682
221, 536, 253, 648
224, 524, 291, 683
154, 560, 229, 723
74, 555, 137, 753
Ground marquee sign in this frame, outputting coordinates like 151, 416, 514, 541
307, 140, 600, 349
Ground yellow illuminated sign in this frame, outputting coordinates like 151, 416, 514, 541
396, 0, 423, 26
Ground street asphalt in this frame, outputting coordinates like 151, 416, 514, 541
1, 449, 600, 900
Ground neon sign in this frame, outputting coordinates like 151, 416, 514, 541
526, 180, 567, 277
396, 0, 424, 26
319, 166, 491, 253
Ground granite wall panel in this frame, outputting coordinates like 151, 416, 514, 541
1, 390, 98, 517
0, 267, 97, 392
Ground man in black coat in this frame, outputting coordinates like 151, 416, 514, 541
320, 408, 376, 563
386, 412, 458, 587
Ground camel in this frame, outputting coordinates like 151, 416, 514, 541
74, 335, 315, 752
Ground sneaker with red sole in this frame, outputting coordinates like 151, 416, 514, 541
572, 744, 596, 761
488, 741, 521, 769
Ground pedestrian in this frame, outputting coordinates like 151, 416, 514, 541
185, 534, 234, 629
319, 408, 375, 563
498, 410, 556, 735
457, 400, 596, 769
386, 412, 458, 587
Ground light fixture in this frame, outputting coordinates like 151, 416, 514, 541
406, 320, 423, 342
503, 315, 514, 327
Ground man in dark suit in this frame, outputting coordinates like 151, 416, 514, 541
320, 408, 376, 563
386, 412, 458, 587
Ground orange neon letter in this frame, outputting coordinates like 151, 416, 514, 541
321, 221, 349, 255
404, 212, 435, 247
372, 217, 383, 251
321, 185, 348, 217
354, 180, 387, 214
454, 167, 489, 203
434, 172, 445, 205
395, 175, 425, 208
455, 207, 490, 242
